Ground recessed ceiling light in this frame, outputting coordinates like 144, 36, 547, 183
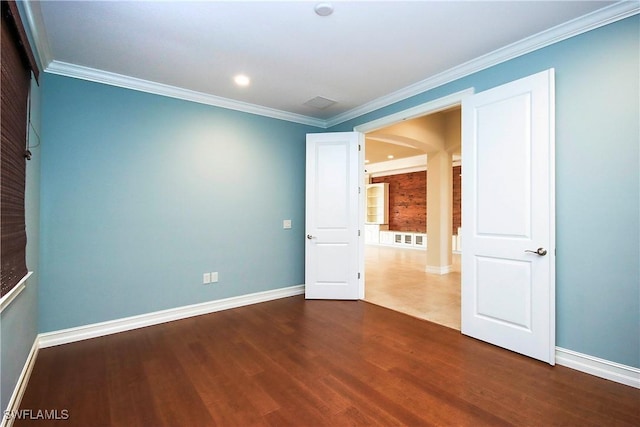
234, 74, 250, 87
387, 155, 394, 159
314, 2, 333, 17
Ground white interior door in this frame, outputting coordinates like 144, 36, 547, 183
461, 69, 556, 364
305, 132, 362, 300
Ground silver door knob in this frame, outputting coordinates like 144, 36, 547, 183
525, 247, 547, 256
307, 234, 315, 240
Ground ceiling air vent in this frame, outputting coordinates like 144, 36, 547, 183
303, 96, 337, 109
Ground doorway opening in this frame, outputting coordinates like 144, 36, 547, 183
355, 90, 472, 331
349, 70, 555, 362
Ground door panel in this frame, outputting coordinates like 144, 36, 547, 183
476, 256, 532, 329
462, 69, 555, 364
476, 94, 532, 237
305, 132, 361, 300
316, 143, 349, 227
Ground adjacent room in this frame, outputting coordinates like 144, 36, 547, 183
363, 108, 463, 330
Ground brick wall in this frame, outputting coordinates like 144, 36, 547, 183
453, 166, 461, 234
372, 171, 427, 232
372, 167, 462, 234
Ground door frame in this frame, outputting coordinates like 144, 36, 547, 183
353, 88, 474, 298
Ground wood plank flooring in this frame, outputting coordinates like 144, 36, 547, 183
16, 296, 639, 426
365, 245, 461, 329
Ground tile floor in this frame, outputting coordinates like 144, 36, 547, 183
364, 245, 461, 330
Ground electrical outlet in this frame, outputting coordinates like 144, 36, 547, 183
203, 272, 211, 284
211, 272, 218, 283
283, 219, 292, 229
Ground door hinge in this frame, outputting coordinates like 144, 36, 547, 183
358, 272, 361, 279
358, 229, 361, 236
358, 144, 361, 151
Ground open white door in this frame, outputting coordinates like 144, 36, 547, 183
305, 132, 362, 300
461, 69, 556, 364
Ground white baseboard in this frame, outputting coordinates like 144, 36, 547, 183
39, 284, 305, 348
425, 265, 453, 275
1, 339, 39, 427
555, 347, 640, 389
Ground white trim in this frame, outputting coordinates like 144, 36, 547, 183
0, 272, 32, 314
556, 347, 640, 389
425, 265, 453, 275
329, 2, 640, 127
21, 2, 637, 129
547, 70, 557, 365
1, 339, 39, 427
45, 61, 327, 128
38, 285, 305, 348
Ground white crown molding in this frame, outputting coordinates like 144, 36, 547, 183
22, 1, 638, 129
328, 1, 640, 128
19, 0, 53, 72
45, 61, 327, 128
38, 284, 305, 348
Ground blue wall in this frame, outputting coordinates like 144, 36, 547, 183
39, 76, 311, 332
330, 16, 640, 368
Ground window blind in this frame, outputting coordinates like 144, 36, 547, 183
1, 0, 39, 297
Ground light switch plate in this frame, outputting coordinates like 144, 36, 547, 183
203, 273, 211, 284
211, 272, 218, 283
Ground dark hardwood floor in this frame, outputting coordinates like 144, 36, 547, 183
16, 296, 640, 426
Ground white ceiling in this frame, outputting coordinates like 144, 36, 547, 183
25, 1, 626, 127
